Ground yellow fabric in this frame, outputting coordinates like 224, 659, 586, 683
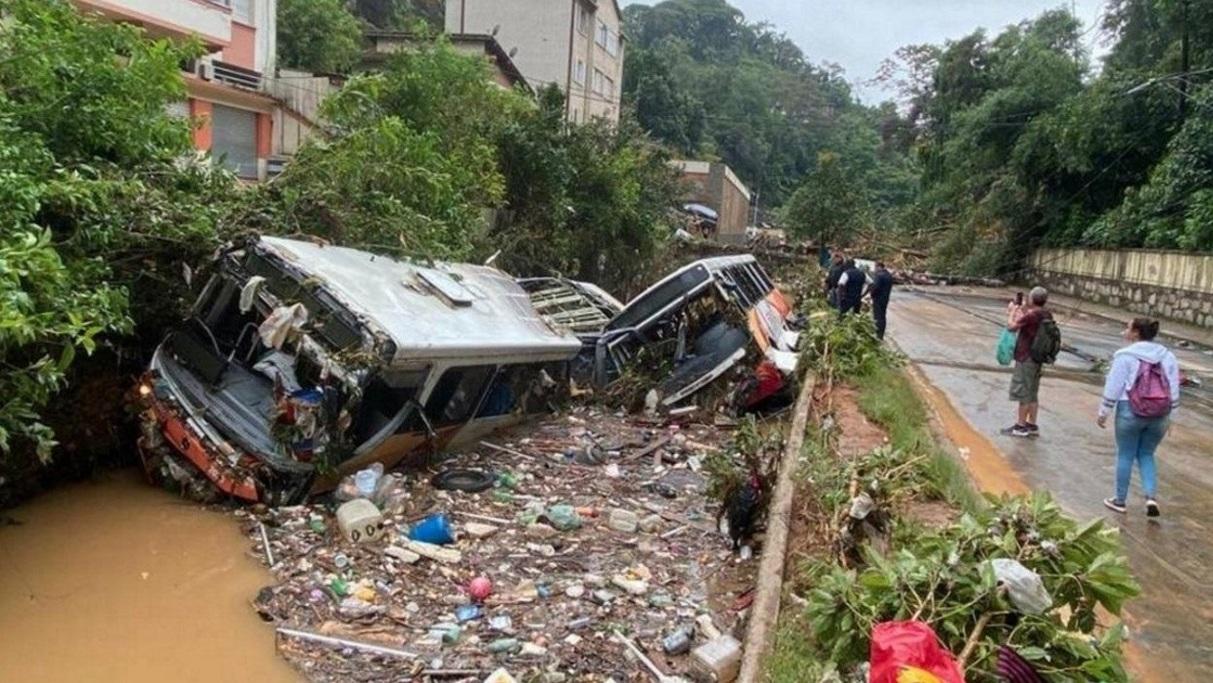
897, 667, 945, 683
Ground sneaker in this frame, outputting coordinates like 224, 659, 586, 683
1103, 498, 1127, 514
1025, 423, 1040, 437
1000, 424, 1032, 438
1146, 499, 1160, 518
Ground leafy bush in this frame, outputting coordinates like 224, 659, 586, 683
277, 0, 364, 74
798, 303, 900, 382
805, 494, 1139, 682
0, 0, 231, 462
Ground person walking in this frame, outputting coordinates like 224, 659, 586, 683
864, 261, 894, 339
1001, 287, 1060, 438
835, 259, 866, 317
1098, 317, 1180, 517
824, 254, 846, 309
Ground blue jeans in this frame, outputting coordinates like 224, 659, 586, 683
1113, 401, 1168, 502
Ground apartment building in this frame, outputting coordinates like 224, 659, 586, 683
73, 0, 280, 180
445, 0, 625, 124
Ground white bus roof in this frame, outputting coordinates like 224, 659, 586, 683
258, 237, 582, 363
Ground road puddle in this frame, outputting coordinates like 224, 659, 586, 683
0, 469, 298, 682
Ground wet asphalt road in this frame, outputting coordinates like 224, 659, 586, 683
887, 289, 1213, 682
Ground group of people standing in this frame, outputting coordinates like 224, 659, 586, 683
823, 254, 894, 339
1001, 286, 1181, 518
816, 251, 1185, 519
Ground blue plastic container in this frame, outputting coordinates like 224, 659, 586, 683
410, 513, 455, 545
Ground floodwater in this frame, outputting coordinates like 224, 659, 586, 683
890, 289, 1213, 683
0, 469, 299, 682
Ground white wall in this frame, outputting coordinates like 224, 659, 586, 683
91, 0, 232, 43
254, 0, 276, 75
446, 0, 575, 97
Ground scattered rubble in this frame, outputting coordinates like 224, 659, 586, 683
244, 407, 763, 680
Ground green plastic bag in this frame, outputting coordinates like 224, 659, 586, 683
996, 328, 1016, 366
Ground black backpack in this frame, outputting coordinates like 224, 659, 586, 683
1030, 313, 1061, 364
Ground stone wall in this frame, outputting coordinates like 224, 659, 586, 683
1029, 248, 1213, 328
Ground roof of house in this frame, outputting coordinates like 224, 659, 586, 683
257, 237, 581, 363
363, 30, 531, 92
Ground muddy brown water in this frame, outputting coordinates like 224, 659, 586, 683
0, 469, 298, 682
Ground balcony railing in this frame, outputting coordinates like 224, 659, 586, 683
186, 58, 263, 91
213, 60, 262, 90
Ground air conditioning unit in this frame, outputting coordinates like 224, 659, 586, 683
197, 58, 215, 81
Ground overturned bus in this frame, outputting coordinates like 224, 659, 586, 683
524, 255, 800, 410
136, 236, 581, 504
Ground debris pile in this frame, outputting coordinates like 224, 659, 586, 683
244, 407, 766, 680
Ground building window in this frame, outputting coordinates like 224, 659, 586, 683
606, 31, 619, 57
592, 69, 604, 95
604, 75, 615, 99
573, 60, 586, 86
210, 104, 258, 179
596, 21, 608, 48
232, 0, 253, 24
576, 4, 591, 35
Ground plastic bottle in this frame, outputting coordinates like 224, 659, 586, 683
355, 464, 383, 497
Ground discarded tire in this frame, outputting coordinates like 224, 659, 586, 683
431, 469, 496, 493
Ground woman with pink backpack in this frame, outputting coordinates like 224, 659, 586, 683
1097, 317, 1180, 517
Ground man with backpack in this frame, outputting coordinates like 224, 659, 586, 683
1097, 317, 1179, 517
1002, 287, 1061, 438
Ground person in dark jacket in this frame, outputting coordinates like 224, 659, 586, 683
864, 261, 894, 339
824, 254, 845, 309
836, 259, 866, 316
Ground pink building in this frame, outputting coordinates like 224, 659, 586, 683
73, 0, 280, 180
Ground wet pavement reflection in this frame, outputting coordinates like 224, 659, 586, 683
890, 289, 1213, 682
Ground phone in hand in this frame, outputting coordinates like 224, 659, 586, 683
1014, 292, 1024, 306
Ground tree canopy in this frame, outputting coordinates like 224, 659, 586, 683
881, 0, 1213, 274
278, 0, 364, 73
621, 0, 917, 242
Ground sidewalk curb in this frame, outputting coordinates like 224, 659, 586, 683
736, 373, 816, 683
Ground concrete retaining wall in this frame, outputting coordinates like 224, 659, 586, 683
1029, 248, 1213, 328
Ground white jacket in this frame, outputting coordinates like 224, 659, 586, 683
1098, 341, 1180, 418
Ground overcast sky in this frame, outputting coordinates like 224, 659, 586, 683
623, 0, 1111, 103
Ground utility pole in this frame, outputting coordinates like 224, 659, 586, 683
1180, 0, 1190, 118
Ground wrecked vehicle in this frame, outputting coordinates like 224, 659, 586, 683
529, 255, 800, 410
136, 236, 581, 504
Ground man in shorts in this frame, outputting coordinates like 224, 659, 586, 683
1002, 287, 1050, 438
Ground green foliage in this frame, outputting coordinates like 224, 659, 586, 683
0, 0, 231, 461
278, 0, 363, 74
622, 0, 917, 210
797, 296, 900, 382
776, 304, 1138, 682
890, 1, 1213, 273
781, 152, 871, 245
704, 414, 781, 503
491, 86, 679, 291
253, 40, 522, 260
350, 0, 444, 30
854, 365, 980, 511
804, 494, 1139, 681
